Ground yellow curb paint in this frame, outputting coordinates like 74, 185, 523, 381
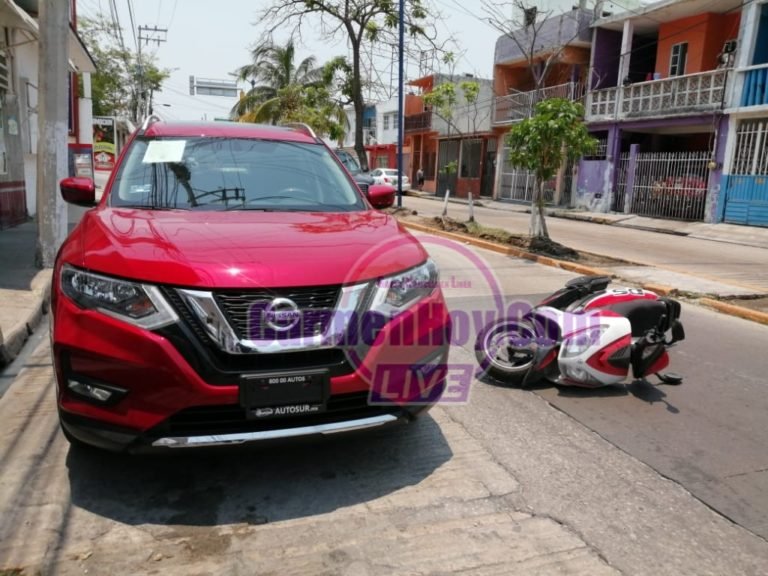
699, 298, 768, 326
401, 221, 615, 278
640, 283, 677, 296
401, 220, 768, 325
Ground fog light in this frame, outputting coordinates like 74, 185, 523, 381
67, 379, 127, 404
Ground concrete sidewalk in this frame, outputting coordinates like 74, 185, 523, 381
0, 221, 51, 366
407, 190, 768, 250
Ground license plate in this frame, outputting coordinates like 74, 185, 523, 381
239, 370, 329, 419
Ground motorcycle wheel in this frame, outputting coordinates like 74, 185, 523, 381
475, 319, 539, 386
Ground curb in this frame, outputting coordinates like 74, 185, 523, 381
401, 220, 768, 325
401, 220, 616, 278
0, 270, 52, 366
699, 298, 768, 326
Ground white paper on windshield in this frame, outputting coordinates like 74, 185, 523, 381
142, 140, 186, 163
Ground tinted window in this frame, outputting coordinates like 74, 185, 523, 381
110, 137, 366, 212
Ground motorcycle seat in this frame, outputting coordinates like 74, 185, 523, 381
565, 275, 612, 292
606, 299, 667, 337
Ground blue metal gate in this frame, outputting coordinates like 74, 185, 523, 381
722, 119, 768, 227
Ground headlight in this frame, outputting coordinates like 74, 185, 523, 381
561, 325, 608, 358
370, 259, 439, 316
60, 264, 178, 330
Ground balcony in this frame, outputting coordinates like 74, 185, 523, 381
405, 111, 432, 132
586, 69, 730, 122
740, 63, 768, 107
493, 82, 585, 125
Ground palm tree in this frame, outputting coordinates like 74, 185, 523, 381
231, 39, 323, 124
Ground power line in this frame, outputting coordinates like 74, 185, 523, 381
126, 0, 138, 51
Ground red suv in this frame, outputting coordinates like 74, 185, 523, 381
53, 119, 451, 452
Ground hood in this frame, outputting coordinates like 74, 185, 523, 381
69, 208, 427, 289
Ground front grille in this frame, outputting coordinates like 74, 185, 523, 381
358, 183, 369, 194
158, 288, 354, 383
150, 392, 397, 437
215, 286, 340, 340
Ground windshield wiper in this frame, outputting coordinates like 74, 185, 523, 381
119, 205, 190, 211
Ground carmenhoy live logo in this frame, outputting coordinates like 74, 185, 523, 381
244, 236, 583, 406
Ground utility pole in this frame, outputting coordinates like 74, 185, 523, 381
137, 25, 167, 120
36, 0, 69, 268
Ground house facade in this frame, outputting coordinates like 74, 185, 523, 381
403, 73, 494, 198
578, 0, 743, 222
491, 6, 593, 205
718, 0, 768, 227
0, 0, 95, 230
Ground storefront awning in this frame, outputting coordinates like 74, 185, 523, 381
0, 0, 38, 34
0, 1, 96, 73
68, 28, 96, 73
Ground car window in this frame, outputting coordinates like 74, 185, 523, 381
110, 137, 366, 212
335, 150, 361, 175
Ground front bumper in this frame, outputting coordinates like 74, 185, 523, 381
53, 287, 451, 451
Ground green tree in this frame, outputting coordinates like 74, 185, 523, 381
231, 40, 322, 121
78, 16, 169, 122
231, 40, 345, 139
423, 53, 484, 211
254, 0, 439, 171
506, 98, 597, 238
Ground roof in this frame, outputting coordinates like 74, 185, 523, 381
594, 0, 743, 33
142, 121, 320, 144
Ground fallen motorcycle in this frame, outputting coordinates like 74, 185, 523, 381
475, 275, 685, 388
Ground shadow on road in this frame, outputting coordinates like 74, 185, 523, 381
479, 371, 682, 416
65, 415, 451, 527
626, 380, 681, 414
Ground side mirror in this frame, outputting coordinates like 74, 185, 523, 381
60, 177, 96, 207
367, 184, 395, 209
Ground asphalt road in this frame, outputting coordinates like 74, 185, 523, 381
1, 231, 767, 575
429, 236, 768, 540
404, 195, 768, 294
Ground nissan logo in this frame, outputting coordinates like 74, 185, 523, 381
263, 298, 302, 331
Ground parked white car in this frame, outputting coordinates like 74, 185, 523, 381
370, 168, 411, 189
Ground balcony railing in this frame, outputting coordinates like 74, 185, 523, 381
493, 82, 585, 125
741, 63, 768, 107
405, 111, 432, 132
587, 69, 729, 121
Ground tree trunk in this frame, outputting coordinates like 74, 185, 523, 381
350, 40, 368, 172
529, 179, 549, 238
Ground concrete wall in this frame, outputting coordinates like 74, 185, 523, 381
495, 9, 592, 65
12, 28, 37, 218
656, 12, 741, 77
376, 97, 399, 145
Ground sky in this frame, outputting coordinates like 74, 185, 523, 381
75, 0, 649, 122
74, 0, 507, 121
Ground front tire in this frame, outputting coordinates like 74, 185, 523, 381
475, 319, 538, 386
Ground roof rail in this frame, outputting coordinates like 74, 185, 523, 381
281, 122, 318, 140
140, 114, 162, 133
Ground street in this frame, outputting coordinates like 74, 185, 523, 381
404, 195, 768, 294
1, 232, 767, 575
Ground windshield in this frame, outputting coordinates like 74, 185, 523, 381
109, 137, 366, 212
335, 150, 362, 175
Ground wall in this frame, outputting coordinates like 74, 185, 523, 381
13, 29, 37, 217
495, 9, 592, 65
404, 93, 424, 116
656, 12, 741, 78
443, 78, 494, 136
376, 100, 400, 146
575, 159, 614, 211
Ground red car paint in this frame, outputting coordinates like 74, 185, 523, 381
52, 121, 451, 451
